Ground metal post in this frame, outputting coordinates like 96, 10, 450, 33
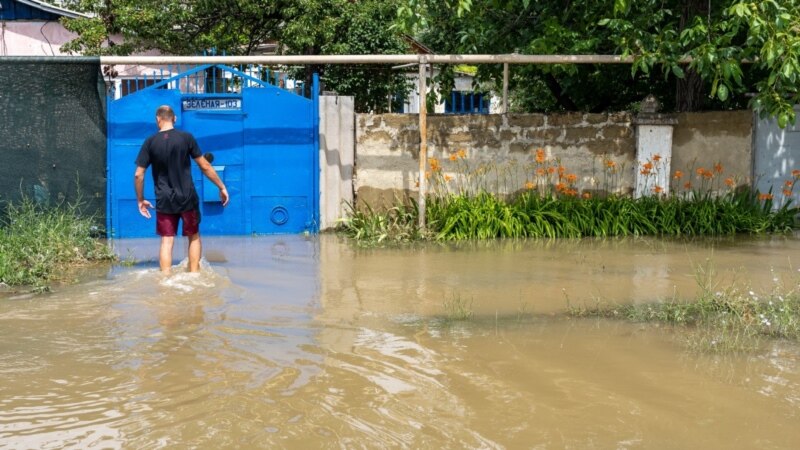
418, 57, 428, 232
503, 63, 509, 114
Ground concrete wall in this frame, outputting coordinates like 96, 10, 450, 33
353, 110, 757, 207
672, 111, 754, 190
355, 112, 635, 206
319, 96, 355, 230
753, 106, 800, 207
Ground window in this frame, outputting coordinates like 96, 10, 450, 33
445, 91, 490, 114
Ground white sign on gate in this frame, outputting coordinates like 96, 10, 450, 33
182, 98, 242, 111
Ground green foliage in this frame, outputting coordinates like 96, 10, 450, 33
342, 189, 797, 245
398, 0, 799, 122
605, 0, 800, 127
60, 0, 287, 56
337, 200, 433, 245
282, 0, 412, 112
63, 0, 410, 112
426, 190, 796, 241
0, 197, 114, 289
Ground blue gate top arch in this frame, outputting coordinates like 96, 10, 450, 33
107, 64, 320, 238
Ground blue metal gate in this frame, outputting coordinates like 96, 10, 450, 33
107, 65, 319, 238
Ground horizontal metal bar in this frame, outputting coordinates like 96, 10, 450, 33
99, 54, 647, 65
0, 56, 100, 64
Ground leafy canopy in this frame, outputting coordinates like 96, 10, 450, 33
398, 0, 800, 125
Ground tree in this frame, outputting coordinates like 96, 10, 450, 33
281, 0, 411, 112
398, 0, 800, 126
61, 0, 409, 112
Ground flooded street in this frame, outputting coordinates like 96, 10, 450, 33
1, 235, 799, 448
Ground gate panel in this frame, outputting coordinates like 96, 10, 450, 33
108, 89, 182, 238
107, 65, 319, 238
243, 86, 318, 234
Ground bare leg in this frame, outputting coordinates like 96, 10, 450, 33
187, 233, 202, 272
159, 236, 175, 273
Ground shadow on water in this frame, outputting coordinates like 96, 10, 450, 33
1, 234, 799, 447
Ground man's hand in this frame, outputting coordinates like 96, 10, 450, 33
138, 199, 154, 218
220, 187, 230, 207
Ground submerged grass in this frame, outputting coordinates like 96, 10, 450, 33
442, 293, 474, 322
0, 197, 114, 290
570, 261, 800, 353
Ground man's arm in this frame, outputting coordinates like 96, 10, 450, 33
193, 156, 229, 206
134, 166, 153, 218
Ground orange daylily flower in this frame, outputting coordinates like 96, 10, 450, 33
642, 162, 653, 170
783, 189, 792, 197
449, 153, 458, 162
536, 168, 546, 176
547, 167, 556, 175
673, 170, 683, 179
640, 168, 652, 175
555, 182, 566, 192
535, 148, 546, 163
684, 182, 693, 190
653, 154, 662, 162
605, 160, 616, 169
784, 180, 794, 188
444, 175, 453, 182
714, 162, 723, 174
792, 169, 800, 177
758, 193, 773, 201
653, 186, 664, 194
725, 177, 735, 187
696, 167, 706, 177
525, 181, 535, 190
582, 192, 592, 199
565, 173, 578, 183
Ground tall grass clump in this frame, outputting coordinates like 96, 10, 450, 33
570, 261, 800, 353
0, 196, 114, 289
341, 146, 799, 244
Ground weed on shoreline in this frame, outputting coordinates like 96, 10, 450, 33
0, 197, 114, 290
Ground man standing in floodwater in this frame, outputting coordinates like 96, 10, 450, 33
134, 105, 229, 273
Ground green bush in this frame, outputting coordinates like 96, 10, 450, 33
0, 197, 114, 288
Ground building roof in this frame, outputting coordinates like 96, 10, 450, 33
1, 0, 91, 20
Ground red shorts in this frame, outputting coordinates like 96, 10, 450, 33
156, 209, 201, 236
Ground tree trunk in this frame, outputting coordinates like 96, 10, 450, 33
675, 68, 704, 112
675, 0, 709, 111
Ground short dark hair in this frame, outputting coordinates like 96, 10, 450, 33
156, 105, 175, 120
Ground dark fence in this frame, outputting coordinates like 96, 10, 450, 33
0, 58, 106, 224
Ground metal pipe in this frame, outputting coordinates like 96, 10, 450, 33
98, 54, 643, 66
502, 63, 509, 113
418, 59, 428, 232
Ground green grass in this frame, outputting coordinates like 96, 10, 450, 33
442, 292, 474, 322
340, 190, 797, 245
569, 261, 800, 353
0, 197, 114, 290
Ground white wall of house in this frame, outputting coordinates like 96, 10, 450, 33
400, 69, 499, 114
0, 21, 76, 55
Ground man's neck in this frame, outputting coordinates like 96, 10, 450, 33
159, 124, 175, 132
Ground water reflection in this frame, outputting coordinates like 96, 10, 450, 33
0, 234, 799, 447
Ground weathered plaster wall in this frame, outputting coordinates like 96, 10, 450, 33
355, 112, 636, 206
672, 111, 754, 189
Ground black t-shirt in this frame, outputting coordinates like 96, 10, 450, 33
135, 129, 202, 214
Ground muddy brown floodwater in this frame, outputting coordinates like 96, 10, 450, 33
1, 234, 799, 448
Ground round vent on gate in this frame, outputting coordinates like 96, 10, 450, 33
270, 206, 289, 225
